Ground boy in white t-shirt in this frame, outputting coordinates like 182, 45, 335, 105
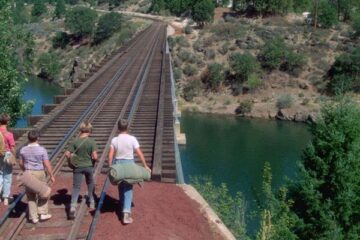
108, 119, 151, 224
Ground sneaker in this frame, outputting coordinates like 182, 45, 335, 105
89, 202, 95, 210
39, 214, 52, 221
30, 218, 39, 224
68, 207, 76, 220
3, 198, 8, 206
122, 213, 133, 224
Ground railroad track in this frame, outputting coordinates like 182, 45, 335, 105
0, 21, 176, 240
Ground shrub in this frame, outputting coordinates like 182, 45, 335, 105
52, 32, 70, 49
276, 94, 294, 109
205, 63, 224, 90
230, 52, 260, 83
246, 73, 263, 91
54, 0, 66, 19
177, 49, 192, 62
37, 52, 60, 80
65, 6, 97, 38
193, 40, 204, 52
351, 14, 360, 37
218, 42, 229, 55
94, 12, 122, 44
183, 80, 202, 101
191, 176, 248, 239
167, 36, 175, 50
281, 51, 307, 76
175, 36, 190, 47
317, 1, 338, 28
31, 0, 46, 17
205, 49, 215, 59
184, 25, 192, 34
173, 67, 182, 81
235, 99, 253, 115
183, 64, 198, 76
192, 0, 215, 27
258, 37, 286, 70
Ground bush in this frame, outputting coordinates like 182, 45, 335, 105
218, 42, 229, 55
168, 36, 175, 50
276, 94, 294, 109
31, 0, 46, 17
317, 2, 338, 28
235, 99, 253, 115
177, 49, 192, 62
246, 73, 263, 91
52, 32, 70, 49
205, 63, 224, 89
281, 51, 307, 76
184, 25, 192, 34
65, 6, 97, 38
230, 52, 260, 83
183, 64, 198, 76
183, 80, 202, 101
173, 67, 182, 81
175, 36, 190, 47
94, 12, 122, 44
205, 49, 215, 59
258, 37, 286, 70
193, 40, 204, 52
191, 176, 248, 239
351, 14, 360, 37
37, 52, 60, 80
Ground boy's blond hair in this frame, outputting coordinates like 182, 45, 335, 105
80, 121, 92, 133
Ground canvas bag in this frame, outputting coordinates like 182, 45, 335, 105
0, 132, 16, 165
68, 138, 88, 169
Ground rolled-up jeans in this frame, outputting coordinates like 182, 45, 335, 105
71, 167, 95, 208
113, 159, 134, 213
0, 158, 12, 198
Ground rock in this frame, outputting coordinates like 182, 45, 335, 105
298, 82, 309, 89
294, 112, 308, 122
276, 109, 294, 121
268, 111, 277, 119
307, 113, 317, 122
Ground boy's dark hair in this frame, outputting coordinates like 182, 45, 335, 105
0, 113, 11, 125
28, 130, 39, 143
118, 119, 128, 132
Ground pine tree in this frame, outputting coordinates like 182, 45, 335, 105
192, 0, 215, 27
31, 0, 46, 17
290, 100, 360, 239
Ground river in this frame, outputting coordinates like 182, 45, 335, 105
17, 77, 62, 127
179, 111, 311, 233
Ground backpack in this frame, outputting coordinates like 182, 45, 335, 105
0, 132, 6, 157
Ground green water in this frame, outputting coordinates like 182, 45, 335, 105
16, 77, 62, 127
179, 111, 311, 233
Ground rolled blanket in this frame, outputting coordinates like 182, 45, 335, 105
109, 162, 151, 185
17, 171, 51, 199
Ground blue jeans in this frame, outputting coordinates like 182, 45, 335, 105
0, 158, 12, 198
113, 159, 134, 213
71, 167, 94, 208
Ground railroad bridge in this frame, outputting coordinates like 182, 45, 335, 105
0, 22, 193, 240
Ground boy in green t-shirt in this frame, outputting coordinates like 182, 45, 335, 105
65, 121, 98, 219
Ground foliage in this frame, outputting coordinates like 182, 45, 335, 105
317, 1, 338, 28
65, 0, 79, 4
191, 176, 248, 239
0, 0, 34, 125
256, 162, 298, 240
184, 24, 192, 34
328, 47, 360, 94
150, 0, 165, 13
173, 67, 182, 81
246, 73, 263, 90
52, 31, 70, 49
12, 0, 29, 24
351, 14, 360, 37
292, 0, 311, 13
177, 49, 192, 62
192, 0, 215, 27
290, 100, 360, 239
234, 0, 292, 15
235, 99, 253, 115
258, 37, 307, 75
205, 63, 224, 90
230, 52, 260, 83
37, 52, 60, 80
182, 79, 201, 101
65, 6, 97, 38
183, 64, 198, 76
94, 12, 122, 44
31, 0, 46, 17
54, 0, 66, 19
276, 94, 294, 109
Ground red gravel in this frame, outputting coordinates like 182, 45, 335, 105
94, 181, 221, 240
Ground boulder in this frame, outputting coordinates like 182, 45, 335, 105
276, 109, 294, 121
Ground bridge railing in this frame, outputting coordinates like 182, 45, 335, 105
166, 38, 184, 184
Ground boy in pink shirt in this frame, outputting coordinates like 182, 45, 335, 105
0, 113, 16, 205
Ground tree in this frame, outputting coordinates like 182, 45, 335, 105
328, 47, 360, 94
37, 52, 60, 80
258, 37, 286, 70
256, 162, 298, 240
205, 63, 224, 90
54, 0, 66, 19
352, 14, 360, 37
65, 6, 97, 38
151, 0, 165, 13
94, 12, 122, 44
0, 0, 33, 124
230, 52, 260, 83
290, 100, 360, 239
192, 0, 215, 27
318, 0, 338, 28
12, 0, 29, 24
31, 0, 46, 17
